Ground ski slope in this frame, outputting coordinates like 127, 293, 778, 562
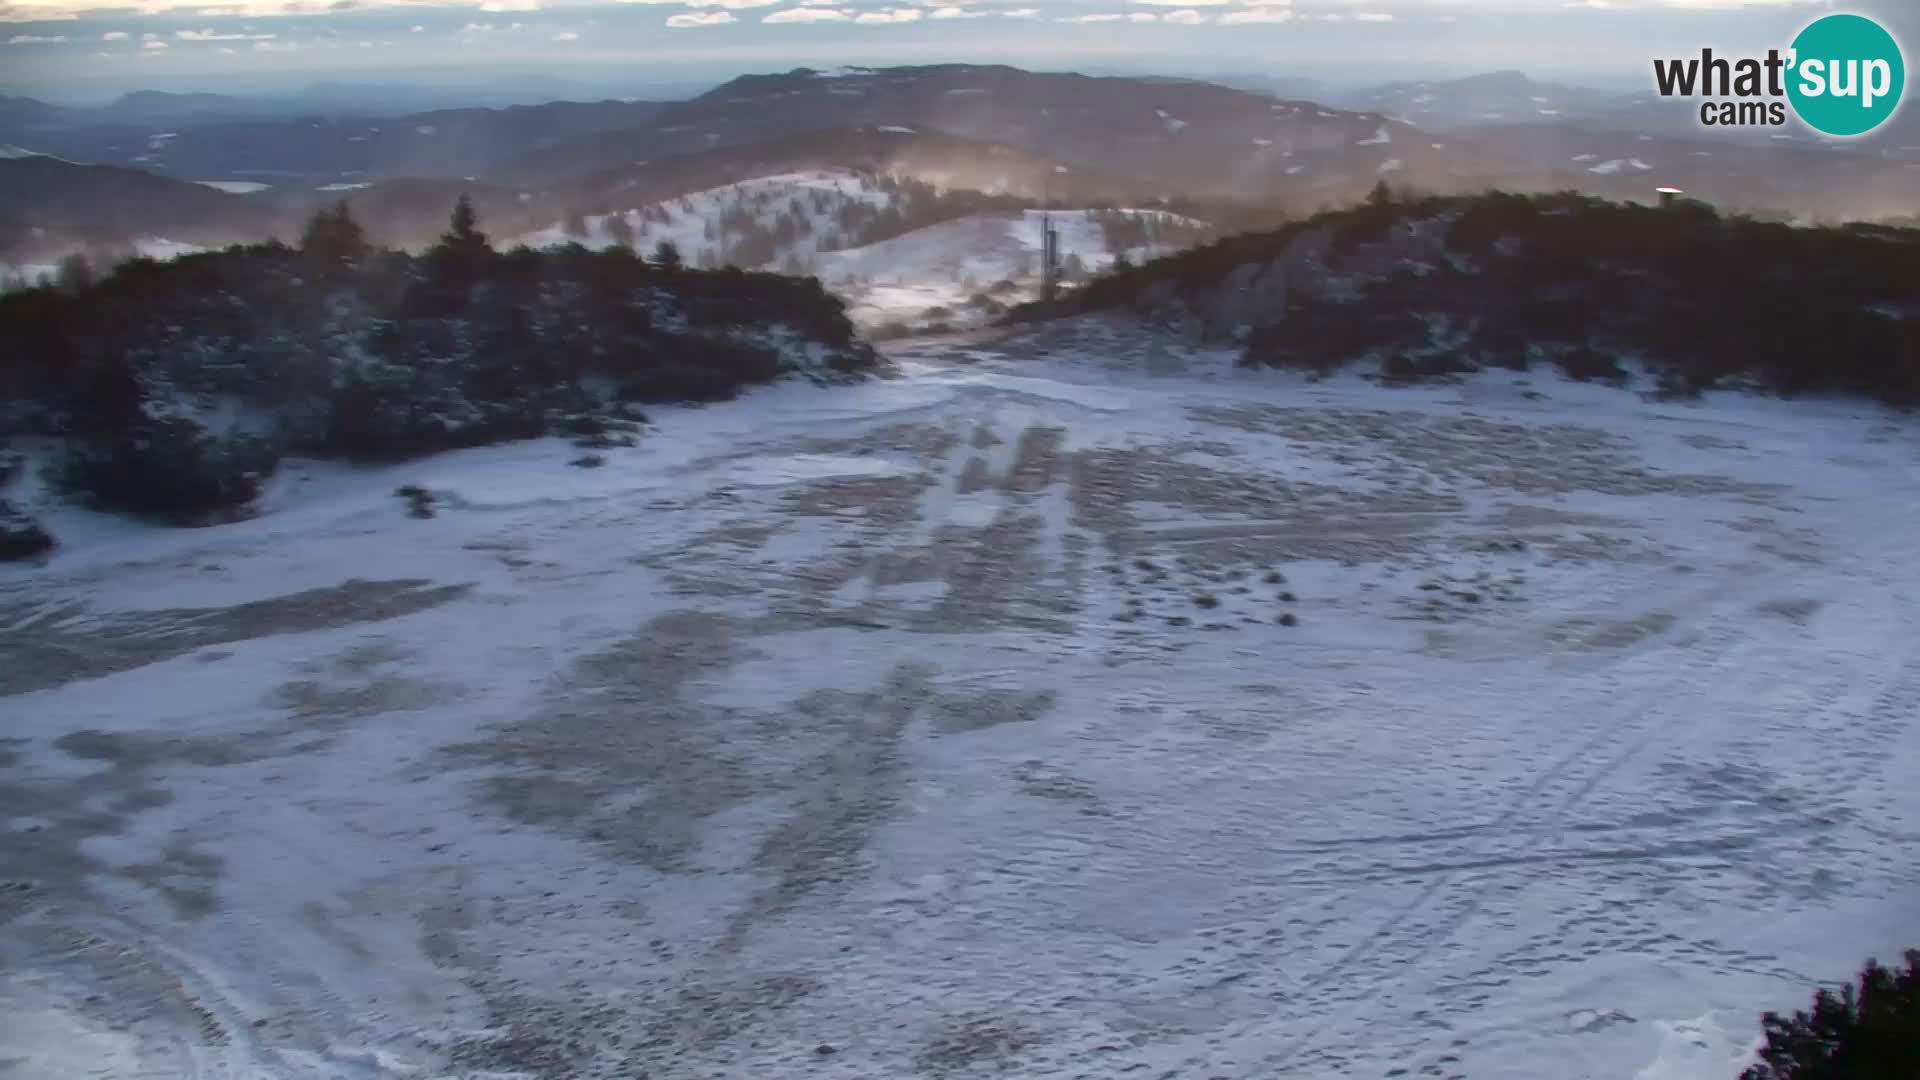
503, 168, 1194, 330
506, 168, 898, 270
817, 209, 1190, 329
4, 325, 1919, 1079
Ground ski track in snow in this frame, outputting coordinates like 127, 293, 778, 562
4, 327, 1920, 1079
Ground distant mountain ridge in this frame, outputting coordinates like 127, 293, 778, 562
1329, 71, 1627, 130
0, 98, 671, 186
494, 63, 1455, 205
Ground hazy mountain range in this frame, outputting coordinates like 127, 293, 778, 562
3, 63, 1915, 270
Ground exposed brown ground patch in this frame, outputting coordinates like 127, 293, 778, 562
0, 579, 473, 697
926, 687, 1057, 735
916, 1014, 1047, 1075
956, 456, 992, 495
1757, 598, 1822, 624
445, 610, 760, 873
1192, 405, 1785, 502
1548, 611, 1678, 651
720, 661, 937, 951
1013, 759, 1105, 814
1486, 504, 1640, 531
1679, 433, 1750, 451
3, 638, 458, 923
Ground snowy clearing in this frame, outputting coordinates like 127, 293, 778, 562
191, 181, 273, 195
3, 325, 1918, 1079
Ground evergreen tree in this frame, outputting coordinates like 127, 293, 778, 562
56, 252, 94, 293
606, 213, 636, 251
424, 194, 493, 295
300, 200, 369, 263
651, 239, 683, 271
440, 194, 489, 258
1743, 951, 1920, 1080
1366, 180, 1394, 208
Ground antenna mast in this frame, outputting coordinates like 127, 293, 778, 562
1041, 165, 1061, 302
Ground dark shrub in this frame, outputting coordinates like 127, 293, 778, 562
1555, 346, 1629, 385
63, 416, 272, 522
1741, 951, 1920, 1080
394, 484, 436, 518
0, 500, 54, 561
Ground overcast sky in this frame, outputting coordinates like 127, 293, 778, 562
2, 0, 1912, 102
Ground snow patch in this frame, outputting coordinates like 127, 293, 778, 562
1357, 124, 1393, 146
193, 180, 272, 194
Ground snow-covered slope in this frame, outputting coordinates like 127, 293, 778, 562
5, 332, 1918, 1079
818, 208, 1191, 329
505, 168, 900, 271
1, 236, 203, 292
504, 169, 1202, 330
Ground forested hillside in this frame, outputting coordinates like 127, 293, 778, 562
0, 198, 877, 553
1020, 188, 1920, 405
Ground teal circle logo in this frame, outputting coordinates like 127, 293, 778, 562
1787, 14, 1906, 137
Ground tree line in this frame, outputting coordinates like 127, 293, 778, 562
0, 197, 876, 550
1012, 188, 1920, 407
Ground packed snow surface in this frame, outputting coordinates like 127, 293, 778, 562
4, 325, 1919, 1079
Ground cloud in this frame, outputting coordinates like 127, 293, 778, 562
622, 0, 779, 7
6, 32, 65, 41
1160, 8, 1205, 23
762, 5, 847, 19
216, 43, 232, 51
141, 37, 166, 47
1219, 6, 1288, 21
1000, 7, 1038, 16
409, 23, 423, 30
477, 0, 539, 9
929, 5, 984, 17
551, 29, 577, 39
853, 6, 920, 22
1126, 11, 1154, 20
665, 9, 733, 25
1350, 10, 1390, 20
253, 36, 295, 48
1132, 0, 1230, 6
460, 20, 493, 30
101, 29, 126, 39
1060, 11, 1121, 20
1, 5, 75, 20
176, 27, 277, 39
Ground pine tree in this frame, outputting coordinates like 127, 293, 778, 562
651, 239, 683, 271
300, 201, 369, 264
1743, 951, 1920, 1080
56, 252, 94, 293
1366, 180, 1394, 208
441, 194, 489, 258
606, 213, 635, 251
